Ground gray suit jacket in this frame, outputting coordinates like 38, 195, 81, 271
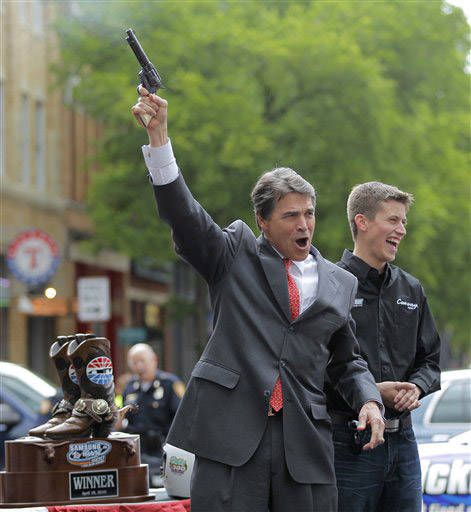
155, 174, 381, 484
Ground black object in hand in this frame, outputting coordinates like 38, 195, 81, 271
348, 420, 363, 454
125, 28, 163, 94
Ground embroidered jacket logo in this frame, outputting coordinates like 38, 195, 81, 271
396, 299, 418, 310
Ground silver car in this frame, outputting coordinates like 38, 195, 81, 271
412, 369, 471, 444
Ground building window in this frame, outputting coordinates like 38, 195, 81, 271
32, 0, 43, 34
35, 101, 45, 190
0, 82, 4, 177
70, 1, 82, 17
21, 94, 30, 185
0, 256, 9, 360
17, 1, 28, 24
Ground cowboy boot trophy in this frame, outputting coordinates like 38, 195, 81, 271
45, 336, 117, 439
28, 334, 93, 437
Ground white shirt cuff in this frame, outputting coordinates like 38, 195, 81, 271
141, 138, 179, 185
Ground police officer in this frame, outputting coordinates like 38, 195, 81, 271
122, 343, 185, 461
327, 182, 441, 512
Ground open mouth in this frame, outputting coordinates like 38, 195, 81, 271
386, 239, 398, 249
295, 237, 309, 249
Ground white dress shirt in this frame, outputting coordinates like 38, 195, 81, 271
290, 257, 319, 314
142, 140, 179, 185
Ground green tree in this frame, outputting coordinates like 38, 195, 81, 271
55, 0, 470, 360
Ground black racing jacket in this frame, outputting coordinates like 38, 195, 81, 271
326, 249, 441, 420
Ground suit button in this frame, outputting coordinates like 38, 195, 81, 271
264, 390, 271, 397
280, 360, 286, 367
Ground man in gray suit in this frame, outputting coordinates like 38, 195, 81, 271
131, 89, 385, 512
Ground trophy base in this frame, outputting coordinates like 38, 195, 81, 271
0, 432, 153, 507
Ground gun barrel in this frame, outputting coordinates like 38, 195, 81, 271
126, 29, 151, 68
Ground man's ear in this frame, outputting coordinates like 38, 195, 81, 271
354, 214, 369, 233
257, 214, 267, 232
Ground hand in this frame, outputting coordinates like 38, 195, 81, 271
393, 383, 421, 412
357, 401, 384, 451
131, 86, 168, 147
377, 381, 421, 411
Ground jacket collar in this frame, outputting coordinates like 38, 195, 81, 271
340, 249, 391, 284
257, 235, 338, 322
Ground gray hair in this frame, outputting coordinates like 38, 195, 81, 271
251, 167, 316, 227
347, 181, 414, 240
127, 343, 156, 360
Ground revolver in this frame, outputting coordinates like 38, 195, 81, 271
125, 28, 164, 127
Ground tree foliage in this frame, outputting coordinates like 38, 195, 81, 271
55, 1, 470, 357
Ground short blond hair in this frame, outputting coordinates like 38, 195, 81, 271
347, 182, 414, 240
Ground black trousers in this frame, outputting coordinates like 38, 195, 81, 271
190, 414, 337, 512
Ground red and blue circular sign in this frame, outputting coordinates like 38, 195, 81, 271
7, 230, 60, 286
86, 356, 114, 386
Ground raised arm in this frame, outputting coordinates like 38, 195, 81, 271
131, 87, 240, 284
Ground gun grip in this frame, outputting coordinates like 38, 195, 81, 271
138, 113, 152, 128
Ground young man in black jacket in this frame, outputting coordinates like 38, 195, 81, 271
327, 181, 441, 512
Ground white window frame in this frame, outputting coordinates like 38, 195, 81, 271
21, 94, 30, 185
32, 0, 44, 34
35, 100, 46, 190
17, 1, 28, 24
0, 81, 4, 178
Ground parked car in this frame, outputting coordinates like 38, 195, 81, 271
0, 362, 59, 468
419, 429, 471, 511
412, 369, 471, 444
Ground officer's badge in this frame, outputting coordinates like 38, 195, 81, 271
153, 387, 164, 400
173, 381, 185, 398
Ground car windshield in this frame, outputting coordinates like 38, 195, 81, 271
0, 364, 57, 415
1, 374, 50, 414
430, 378, 471, 424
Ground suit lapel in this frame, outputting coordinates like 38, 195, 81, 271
257, 236, 291, 322
257, 238, 339, 322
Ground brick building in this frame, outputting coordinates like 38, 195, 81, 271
1, 1, 178, 382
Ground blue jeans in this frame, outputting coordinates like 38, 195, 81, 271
333, 425, 422, 512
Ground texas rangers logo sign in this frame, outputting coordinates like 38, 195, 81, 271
7, 230, 60, 286
86, 357, 113, 385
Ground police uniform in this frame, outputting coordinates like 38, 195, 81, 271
122, 370, 185, 456
327, 249, 441, 512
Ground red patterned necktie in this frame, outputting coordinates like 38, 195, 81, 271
269, 259, 300, 412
